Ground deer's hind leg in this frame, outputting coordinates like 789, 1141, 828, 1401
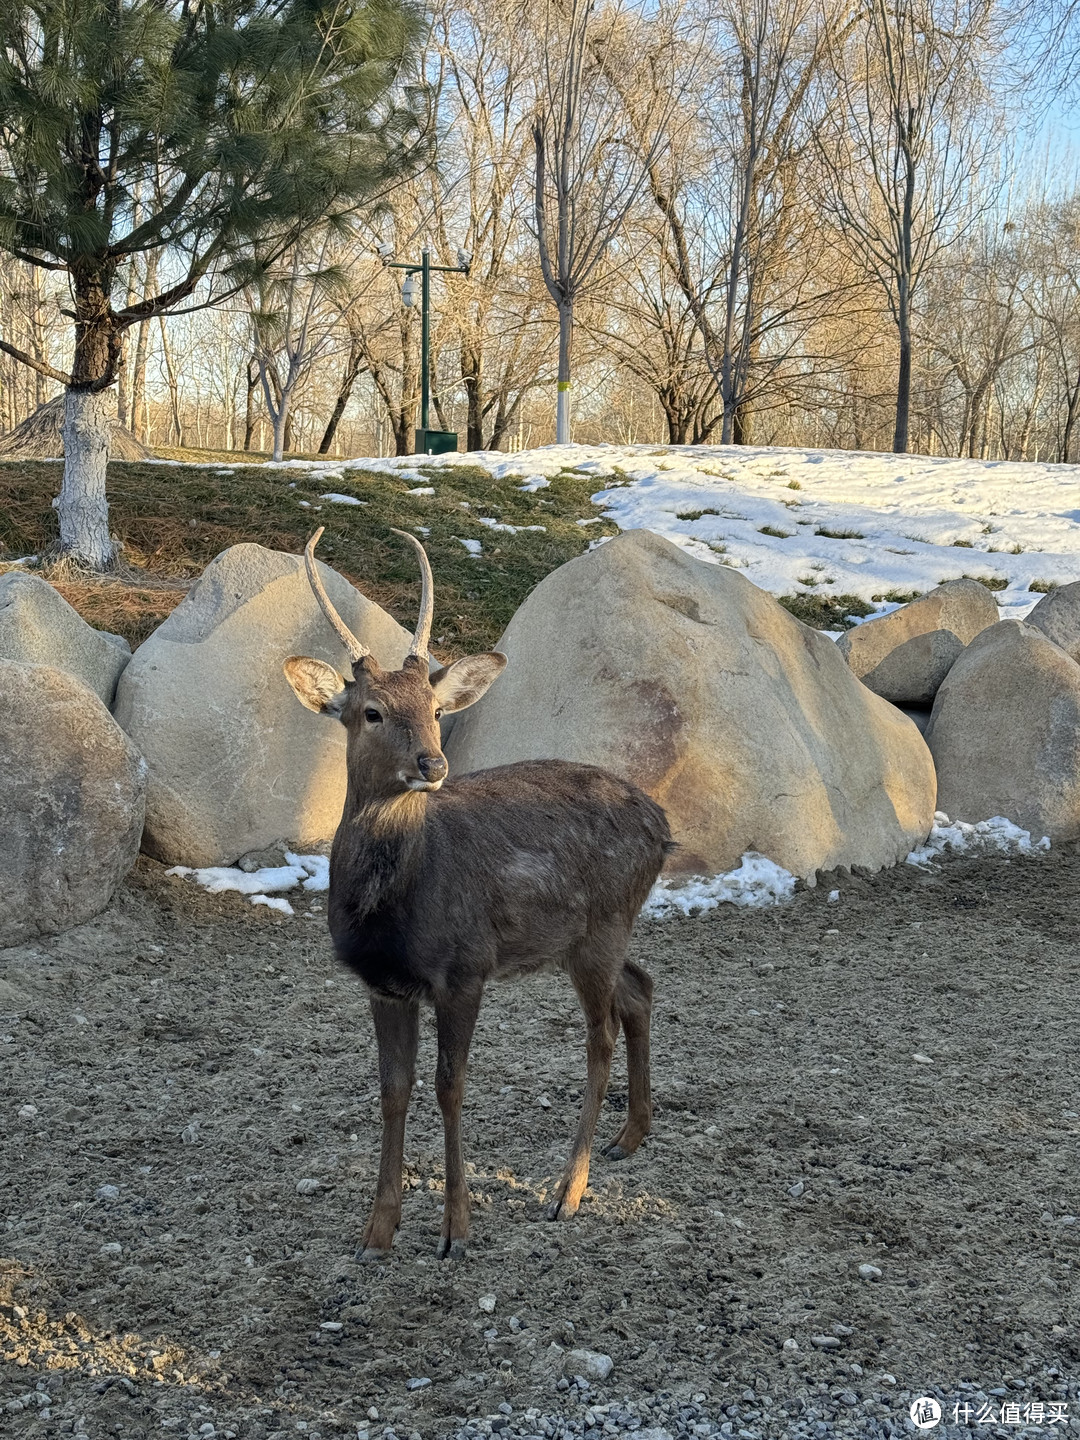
546, 935, 623, 1222
604, 959, 653, 1161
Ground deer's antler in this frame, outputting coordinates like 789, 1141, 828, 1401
304, 528, 370, 663
391, 528, 434, 660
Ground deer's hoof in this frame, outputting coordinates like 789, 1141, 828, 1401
603, 1143, 629, 1161
436, 1236, 467, 1261
544, 1194, 580, 1222
357, 1245, 391, 1263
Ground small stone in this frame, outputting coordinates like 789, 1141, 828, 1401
912, 1052, 934, 1064
96, 1184, 120, 1201
320, 1321, 343, 1331
99, 1242, 122, 1257
567, 1349, 614, 1382
832, 1322, 854, 1336
782, 1339, 799, 1352
296, 1178, 321, 1195
499, 1404, 513, 1416
810, 1335, 841, 1350
368, 1408, 380, 1421
838, 1391, 858, 1406
18, 1104, 37, 1120
405, 1377, 431, 1391
858, 1263, 882, 1280
787, 1181, 805, 1198
478, 1294, 497, 1313
538, 1094, 552, 1109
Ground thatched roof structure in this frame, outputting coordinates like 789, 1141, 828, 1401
0, 396, 152, 461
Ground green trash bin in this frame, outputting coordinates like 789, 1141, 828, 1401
415, 428, 458, 455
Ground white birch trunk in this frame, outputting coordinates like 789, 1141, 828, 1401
58, 388, 116, 569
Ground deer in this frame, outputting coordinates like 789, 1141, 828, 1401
283, 527, 672, 1260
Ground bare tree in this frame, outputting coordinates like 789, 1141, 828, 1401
818, 0, 1002, 453
533, 0, 684, 443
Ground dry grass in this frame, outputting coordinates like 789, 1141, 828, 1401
0, 455, 619, 655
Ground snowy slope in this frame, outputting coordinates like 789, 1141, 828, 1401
278, 442, 1080, 623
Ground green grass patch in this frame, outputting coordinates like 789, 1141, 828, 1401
815, 526, 865, 540
675, 507, 721, 521
1028, 579, 1059, 593
950, 539, 974, 548
759, 524, 793, 539
0, 457, 619, 657
949, 573, 1008, 592
871, 588, 923, 604
779, 593, 876, 629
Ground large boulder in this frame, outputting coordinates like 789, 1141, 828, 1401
0, 571, 131, 706
445, 530, 936, 880
836, 579, 999, 704
113, 543, 416, 867
1025, 580, 1080, 664
0, 660, 146, 948
925, 620, 1080, 841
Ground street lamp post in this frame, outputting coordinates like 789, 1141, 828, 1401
384, 246, 470, 455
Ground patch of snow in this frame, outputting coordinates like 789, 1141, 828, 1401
386, 441, 1080, 623
251, 894, 295, 916
456, 537, 483, 556
406, 486, 435, 496
320, 492, 367, 506
166, 854, 329, 915
643, 853, 797, 918
165, 862, 307, 895
285, 851, 330, 892
905, 812, 1050, 866
477, 517, 546, 534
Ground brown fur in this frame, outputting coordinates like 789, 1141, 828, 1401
285, 634, 671, 1260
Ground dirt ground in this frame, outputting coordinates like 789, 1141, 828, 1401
1, 847, 1078, 1438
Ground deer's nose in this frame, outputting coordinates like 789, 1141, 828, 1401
417, 753, 448, 783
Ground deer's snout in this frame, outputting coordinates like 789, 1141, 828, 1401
417, 753, 448, 784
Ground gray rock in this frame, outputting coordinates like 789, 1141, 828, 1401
926, 620, 1080, 841
836, 579, 999, 704
0, 659, 146, 948
445, 531, 935, 882
113, 543, 416, 866
0, 571, 130, 706
566, 1349, 614, 1382
1026, 580, 1080, 663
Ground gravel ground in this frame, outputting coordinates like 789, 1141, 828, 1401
1, 846, 1078, 1440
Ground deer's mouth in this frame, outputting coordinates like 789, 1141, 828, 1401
405, 777, 444, 792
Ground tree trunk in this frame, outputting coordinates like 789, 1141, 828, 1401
893, 290, 911, 454
57, 264, 122, 568
59, 387, 115, 568
462, 344, 484, 451
733, 402, 753, 446
272, 400, 289, 463
244, 358, 259, 450
556, 302, 573, 444
319, 343, 364, 454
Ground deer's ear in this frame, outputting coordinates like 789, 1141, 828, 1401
283, 656, 348, 717
430, 652, 507, 712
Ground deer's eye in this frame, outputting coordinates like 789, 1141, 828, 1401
364, 708, 383, 724
434, 707, 443, 720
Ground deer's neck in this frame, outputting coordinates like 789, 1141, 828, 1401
332, 787, 428, 922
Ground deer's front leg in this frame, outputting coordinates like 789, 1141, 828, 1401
434, 980, 483, 1260
360, 995, 420, 1261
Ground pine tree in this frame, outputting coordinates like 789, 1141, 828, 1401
0, 0, 426, 566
